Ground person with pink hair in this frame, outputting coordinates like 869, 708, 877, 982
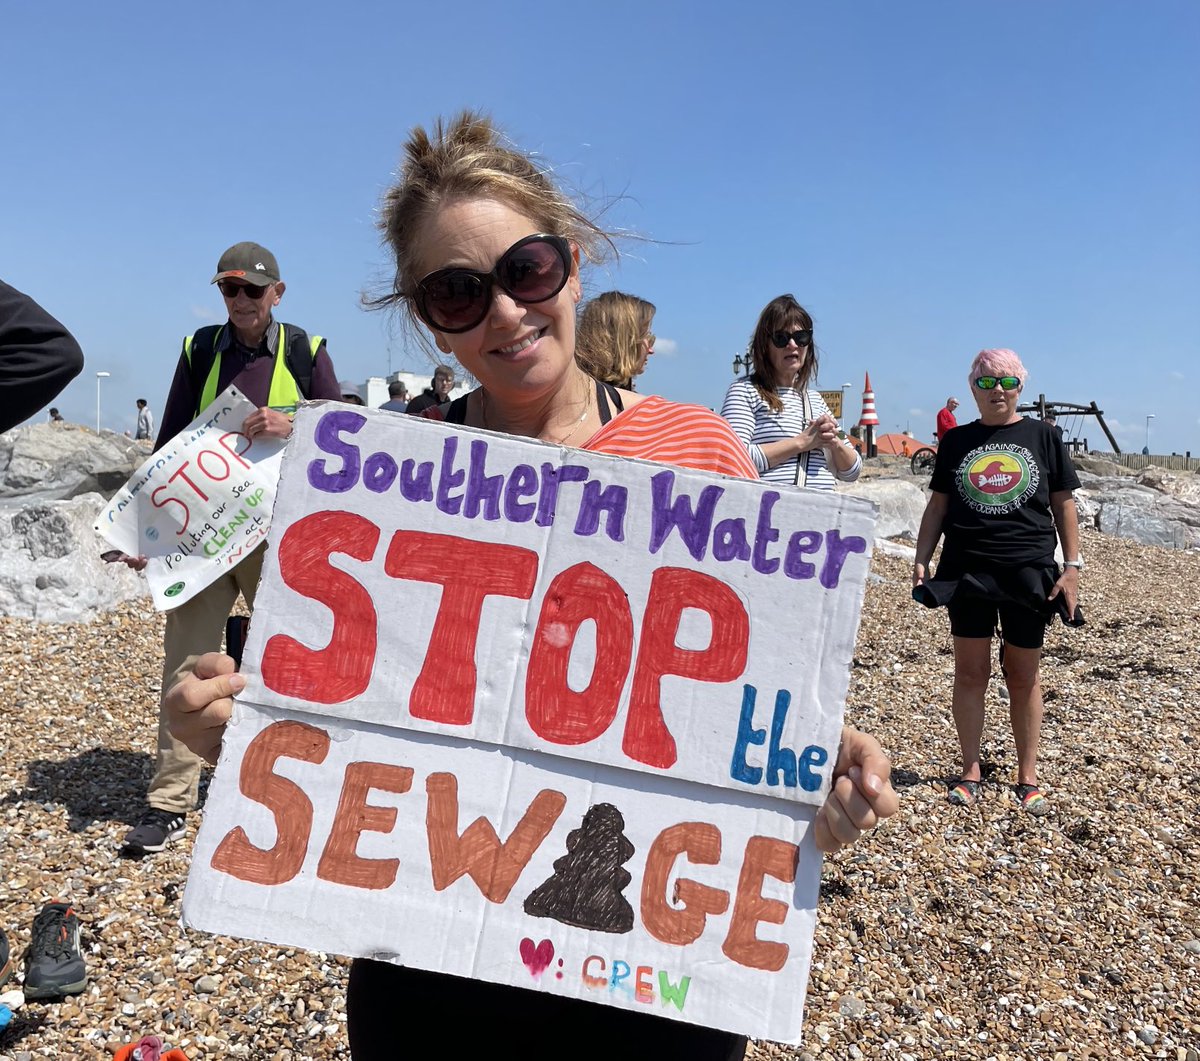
912, 349, 1082, 816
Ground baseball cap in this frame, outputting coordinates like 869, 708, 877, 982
339, 381, 365, 404
211, 242, 280, 286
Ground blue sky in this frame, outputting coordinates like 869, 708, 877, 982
6, 1, 1197, 455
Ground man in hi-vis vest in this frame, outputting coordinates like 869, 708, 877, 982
122, 242, 341, 857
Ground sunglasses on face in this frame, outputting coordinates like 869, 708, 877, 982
644, 333, 656, 349
770, 329, 812, 349
974, 376, 1022, 391
217, 280, 271, 301
414, 234, 573, 334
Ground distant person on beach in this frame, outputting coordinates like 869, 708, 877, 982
379, 379, 408, 411
912, 349, 1082, 816
935, 396, 959, 441
0, 280, 84, 432
575, 291, 656, 390
48, 407, 65, 423
163, 111, 899, 1061
1042, 412, 1063, 443
119, 241, 341, 859
134, 398, 154, 440
405, 364, 455, 417
720, 294, 861, 490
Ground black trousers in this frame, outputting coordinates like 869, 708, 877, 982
347, 959, 749, 1060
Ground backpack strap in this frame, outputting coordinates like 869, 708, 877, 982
283, 327, 323, 401
183, 325, 224, 416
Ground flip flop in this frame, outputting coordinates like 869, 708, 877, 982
1014, 783, 1050, 816
947, 779, 981, 807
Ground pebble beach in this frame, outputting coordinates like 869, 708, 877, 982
0, 525, 1196, 1060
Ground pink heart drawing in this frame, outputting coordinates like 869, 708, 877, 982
519, 937, 555, 977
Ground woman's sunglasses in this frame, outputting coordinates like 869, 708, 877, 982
769, 329, 812, 349
414, 234, 572, 333
974, 376, 1022, 391
217, 281, 271, 300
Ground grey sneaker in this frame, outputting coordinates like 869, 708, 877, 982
23, 902, 87, 999
122, 809, 187, 856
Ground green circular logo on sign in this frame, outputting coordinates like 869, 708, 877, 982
164, 582, 186, 598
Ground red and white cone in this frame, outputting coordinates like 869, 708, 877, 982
859, 372, 879, 427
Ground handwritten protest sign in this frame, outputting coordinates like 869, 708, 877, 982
95, 387, 286, 610
183, 402, 878, 1040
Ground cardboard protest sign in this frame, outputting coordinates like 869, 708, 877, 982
183, 402, 878, 1041
95, 387, 286, 610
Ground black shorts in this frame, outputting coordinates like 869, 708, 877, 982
947, 593, 1048, 649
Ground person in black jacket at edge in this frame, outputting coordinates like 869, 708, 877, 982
0, 279, 85, 432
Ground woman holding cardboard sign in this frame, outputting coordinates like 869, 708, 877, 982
165, 112, 898, 1060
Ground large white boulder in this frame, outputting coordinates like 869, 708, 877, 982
836, 479, 928, 541
0, 422, 146, 502
0, 492, 147, 621
1091, 483, 1200, 550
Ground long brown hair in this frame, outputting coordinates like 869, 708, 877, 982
746, 294, 819, 414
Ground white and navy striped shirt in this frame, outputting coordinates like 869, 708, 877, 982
720, 377, 862, 489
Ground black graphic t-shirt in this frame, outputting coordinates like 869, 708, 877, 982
930, 417, 1080, 567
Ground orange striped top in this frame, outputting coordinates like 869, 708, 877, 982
584, 395, 759, 480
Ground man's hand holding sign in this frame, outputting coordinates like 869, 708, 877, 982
95, 386, 288, 609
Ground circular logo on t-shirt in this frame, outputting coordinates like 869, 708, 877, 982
957, 444, 1039, 513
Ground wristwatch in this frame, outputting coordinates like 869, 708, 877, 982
1063, 558, 1085, 571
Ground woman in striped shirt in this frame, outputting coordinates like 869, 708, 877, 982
721, 294, 861, 490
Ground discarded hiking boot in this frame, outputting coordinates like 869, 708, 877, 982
23, 902, 86, 999
0, 924, 13, 988
122, 809, 187, 856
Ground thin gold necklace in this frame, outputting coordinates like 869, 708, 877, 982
480, 383, 593, 446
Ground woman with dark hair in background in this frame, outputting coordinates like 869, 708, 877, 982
575, 290, 656, 389
721, 294, 860, 490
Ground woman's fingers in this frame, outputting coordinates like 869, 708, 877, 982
814, 774, 877, 851
814, 729, 900, 852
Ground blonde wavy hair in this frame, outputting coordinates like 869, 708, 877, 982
368, 111, 616, 340
575, 291, 656, 387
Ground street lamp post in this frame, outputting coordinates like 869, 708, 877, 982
840, 382, 852, 433
1145, 413, 1155, 454
732, 352, 749, 377
96, 371, 111, 433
